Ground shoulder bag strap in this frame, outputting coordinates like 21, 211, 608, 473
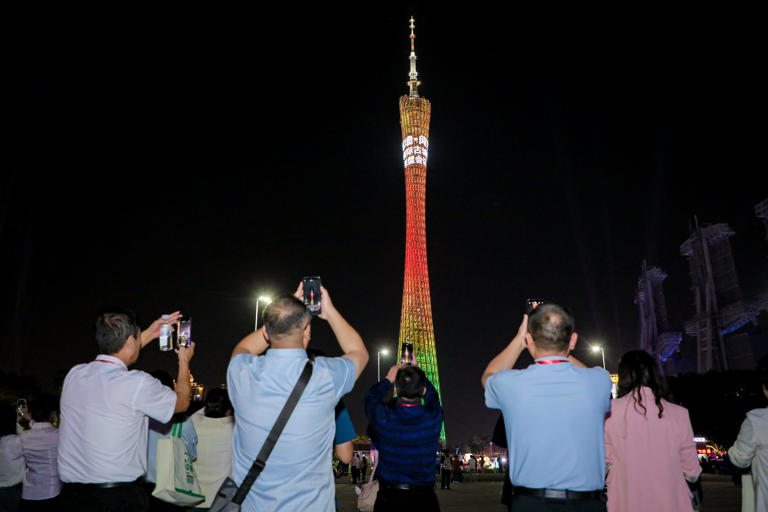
232, 361, 313, 504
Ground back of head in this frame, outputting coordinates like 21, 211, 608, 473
204, 388, 232, 418
0, 401, 16, 437
95, 309, 140, 355
617, 350, 669, 417
28, 393, 59, 423
263, 296, 311, 345
395, 365, 426, 399
527, 303, 574, 352
757, 355, 768, 389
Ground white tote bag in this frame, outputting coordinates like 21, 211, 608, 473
152, 422, 206, 506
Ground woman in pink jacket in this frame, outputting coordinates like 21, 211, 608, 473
604, 350, 701, 512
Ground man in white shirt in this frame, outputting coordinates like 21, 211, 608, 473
58, 309, 194, 512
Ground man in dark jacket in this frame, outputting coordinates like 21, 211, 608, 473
365, 363, 443, 511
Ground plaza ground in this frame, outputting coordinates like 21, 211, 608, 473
335, 473, 741, 511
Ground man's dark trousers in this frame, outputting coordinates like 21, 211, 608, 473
60, 482, 149, 512
374, 486, 440, 512
508, 494, 606, 512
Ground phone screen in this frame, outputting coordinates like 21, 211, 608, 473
526, 299, 545, 314
177, 318, 192, 348
400, 342, 415, 365
303, 276, 322, 316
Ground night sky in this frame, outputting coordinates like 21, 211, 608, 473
4, 6, 768, 446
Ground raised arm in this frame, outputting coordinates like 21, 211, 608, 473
231, 327, 270, 359
174, 342, 195, 413
141, 311, 183, 349
481, 315, 527, 389
319, 286, 369, 379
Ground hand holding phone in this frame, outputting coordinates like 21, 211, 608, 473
400, 342, 415, 365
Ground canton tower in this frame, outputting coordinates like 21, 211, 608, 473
397, 17, 445, 443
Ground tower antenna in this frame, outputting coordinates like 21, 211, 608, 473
408, 17, 421, 97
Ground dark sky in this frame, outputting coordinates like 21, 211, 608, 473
3, 6, 768, 446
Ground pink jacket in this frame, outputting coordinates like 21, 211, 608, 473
604, 387, 701, 512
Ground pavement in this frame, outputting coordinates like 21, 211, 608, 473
335, 473, 742, 511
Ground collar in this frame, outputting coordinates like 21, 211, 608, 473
265, 348, 309, 359
94, 354, 127, 370
534, 356, 569, 365
398, 400, 423, 407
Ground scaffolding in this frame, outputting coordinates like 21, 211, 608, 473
635, 261, 682, 373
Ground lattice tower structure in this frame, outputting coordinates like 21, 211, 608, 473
635, 261, 681, 373
396, 17, 445, 444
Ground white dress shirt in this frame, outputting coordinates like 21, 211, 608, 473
729, 407, 768, 512
58, 354, 177, 483
20, 421, 62, 500
0, 434, 25, 487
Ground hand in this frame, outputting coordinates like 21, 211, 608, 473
385, 363, 408, 383
510, 314, 528, 352
293, 282, 304, 301
175, 341, 195, 366
143, 311, 183, 343
318, 286, 336, 320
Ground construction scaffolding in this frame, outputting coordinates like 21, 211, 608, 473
635, 261, 682, 373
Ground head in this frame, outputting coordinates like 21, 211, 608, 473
263, 296, 311, 348
617, 350, 669, 418
28, 393, 59, 424
95, 310, 142, 364
204, 388, 233, 418
0, 401, 16, 437
757, 356, 768, 399
395, 365, 427, 400
526, 303, 577, 356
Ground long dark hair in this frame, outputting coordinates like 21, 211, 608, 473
617, 350, 670, 418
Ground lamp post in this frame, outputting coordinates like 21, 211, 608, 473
591, 345, 606, 370
377, 349, 389, 381
254, 296, 272, 331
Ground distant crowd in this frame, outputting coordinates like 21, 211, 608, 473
1, 283, 767, 512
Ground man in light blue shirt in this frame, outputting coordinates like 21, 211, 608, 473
482, 303, 611, 512
227, 283, 369, 512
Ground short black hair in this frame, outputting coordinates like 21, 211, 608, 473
263, 296, 311, 341
204, 388, 232, 418
28, 393, 58, 423
527, 303, 574, 352
95, 310, 140, 354
395, 365, 426, 399
0, 401, 16, 437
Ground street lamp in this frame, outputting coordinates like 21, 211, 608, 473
377, 349, 389, 381
591, 345, 606, 370
254, 295, 272, 331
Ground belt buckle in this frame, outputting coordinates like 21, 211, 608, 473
543, 489, 567, 499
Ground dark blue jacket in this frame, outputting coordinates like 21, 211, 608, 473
364, 378, 443, 486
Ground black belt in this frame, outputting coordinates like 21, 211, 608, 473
65, 478, 142, 489
514, 486, 603, 500
380, 481, 433, 491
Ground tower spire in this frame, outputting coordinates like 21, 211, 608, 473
408, 16, 420, 97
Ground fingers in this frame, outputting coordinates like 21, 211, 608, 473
294, 282, 304, 300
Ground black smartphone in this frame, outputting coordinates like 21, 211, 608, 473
302, 276, 322, 316
16, 398, 26, 417
400, 342, 415, 365
526, 298, 545, 314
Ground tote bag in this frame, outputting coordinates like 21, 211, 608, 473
356, 461, 379, 511
152, 422, 206, 506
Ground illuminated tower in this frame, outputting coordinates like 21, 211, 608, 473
396, 17, 445, 443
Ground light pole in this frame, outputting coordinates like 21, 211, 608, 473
377, 349, 389, 381
254, 296, 272, 331
591, 345, 606, 370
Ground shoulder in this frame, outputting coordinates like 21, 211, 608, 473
488, 368, 525, 385
314, 355, 355, 374
746, 408, 768, 423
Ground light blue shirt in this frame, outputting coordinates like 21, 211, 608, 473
145, 416, 198, 483
227, 349, 355, 512
485, 356, 611, 491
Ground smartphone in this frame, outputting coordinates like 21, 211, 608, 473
177, 317, 192, 348
400, 342, 415, 365
526, 298, 545, 314
302, 276, 322, 316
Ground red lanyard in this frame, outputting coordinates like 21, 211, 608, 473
398, 402, 422, 407
95, 359, 121, 366
535, 359, 568, 365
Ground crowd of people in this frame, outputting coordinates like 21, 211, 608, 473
0, 285, 766, 511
